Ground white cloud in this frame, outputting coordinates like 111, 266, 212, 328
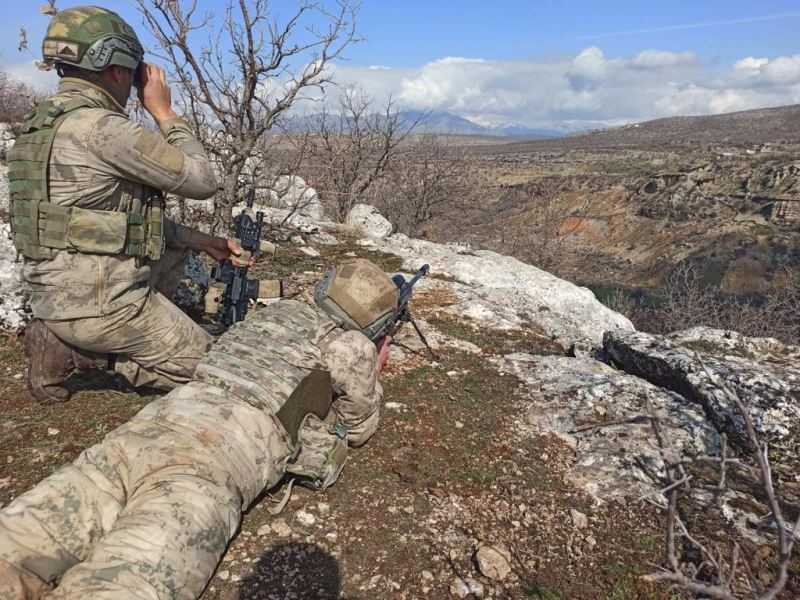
734, 57, 769, 70
629, 50, 697, 69
8, 46, 800, 132
328, 47, 800, 131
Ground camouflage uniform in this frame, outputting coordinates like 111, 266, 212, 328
20, 78, 218, 389
0, 299, 382, 599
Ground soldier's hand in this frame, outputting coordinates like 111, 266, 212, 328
136, 62, 177, 125
376, 335, 392, 374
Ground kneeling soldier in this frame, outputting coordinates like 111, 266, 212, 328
0, 258, 395, 600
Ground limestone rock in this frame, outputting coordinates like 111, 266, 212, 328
474, 544, 512, 580
0, 164, 9, 212
380, 235, 633, 350
494, 353, 718, 502
449, 576, 484, 598
604, 328, 800, 473
0, 123, 15, 162
269, 175, 325, 221
0, 221, 28, 332
346, 204, 393, 239
570, 509, 588, 530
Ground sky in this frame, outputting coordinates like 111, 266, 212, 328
2, 0, 799, 131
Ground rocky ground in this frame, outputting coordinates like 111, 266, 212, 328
435, 135, 800, 297
1, 202, 798, 598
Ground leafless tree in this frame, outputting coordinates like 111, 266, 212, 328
0, 71, 43, 124
136, 0, 361, 231
645, 366, 798, 599
376, 135, 475, 237
295, 88, 423, 221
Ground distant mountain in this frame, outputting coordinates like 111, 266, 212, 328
287, 110, 564, 139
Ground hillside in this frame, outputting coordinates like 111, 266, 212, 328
474, 104, 800, 153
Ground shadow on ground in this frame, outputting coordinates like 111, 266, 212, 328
237, 542, 356, 600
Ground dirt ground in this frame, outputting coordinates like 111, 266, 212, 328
1, 237, 797, 599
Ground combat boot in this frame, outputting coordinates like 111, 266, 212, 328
24, 320, 113, 404
24, 319, 73, 404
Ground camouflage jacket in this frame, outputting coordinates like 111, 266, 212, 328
22, 78, 217, 320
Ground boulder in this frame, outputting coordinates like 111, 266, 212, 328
494, 353, 718, 502
269, 175, 325, 221
604, 328, 800, 474
346, 204, 393, 239
0, 221, 28, 332
378, 235, 633, 350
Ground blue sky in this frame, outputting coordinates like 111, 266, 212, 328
2, 1, 799, 130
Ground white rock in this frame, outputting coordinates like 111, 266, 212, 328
0, 164, 9, 212
256, 524, 272, 536
450, 576, 484, 598
217, 569, 229, 581
570, 509, 588, 530
385, 402, 407, 411
269, 175, 326, 221
346, 204, 393, 239
271, 519, 292, 537
296, 510, 316, 526
475, 544, 513, 581
0, 220, 28, 332
47, 428, 59, 436
316, 502, 330, 515
375, 235, 633, 350
299, 247, 321, 258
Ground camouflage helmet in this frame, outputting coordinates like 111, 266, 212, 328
314, 258, 399, 341
42, 6, 144, 72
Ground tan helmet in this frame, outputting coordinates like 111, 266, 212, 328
42, 6, 144, 72
314, 258, 399, 340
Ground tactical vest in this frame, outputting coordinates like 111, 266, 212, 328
195, 299, 348, 495
7, 99, 165, 261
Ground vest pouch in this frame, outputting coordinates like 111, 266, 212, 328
66, 207, 127, 254
285, 413, 348, 492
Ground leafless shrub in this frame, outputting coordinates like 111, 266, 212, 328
136, 0, 361, 232
491, 181, 593, 274
608, 264, 800, 345
375, 135, 476, 237
294, 88, 423, 221
645, 367, 798, 599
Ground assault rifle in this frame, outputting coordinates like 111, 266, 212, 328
211, 187, 264, 326
385, 264, 438, 361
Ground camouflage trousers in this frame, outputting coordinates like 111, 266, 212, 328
0, 382, 292, 599
44, 248, 213, 390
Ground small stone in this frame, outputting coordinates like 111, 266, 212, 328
296, 510, 316, 526
271, 519, 292, 537
300, 246, 320, 257
455, 421, 464, 429
570, 509, 588, 530
421, 570, 434, 581
450, 576, 484, 598
325, 532, 338, 543
47, 428, 59, 436
317, 502, 330, 515
385, 402, 406, 411
217, 569, 230, 581
256, 524, 272, 536
475, 544, 512, 581
13, 373, 23, 380
584, 535, 597, 549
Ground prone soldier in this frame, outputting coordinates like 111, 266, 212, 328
0, 258, 396, 599
7, 6, 247, 402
